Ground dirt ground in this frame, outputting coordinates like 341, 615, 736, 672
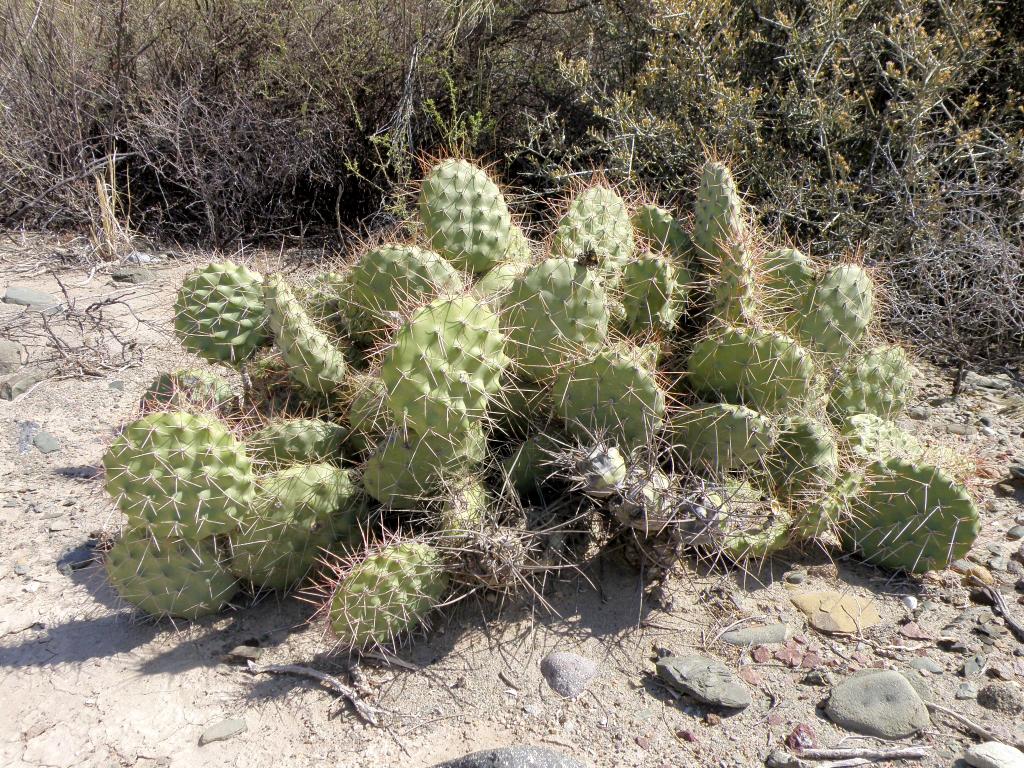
1, 236, 1023, 768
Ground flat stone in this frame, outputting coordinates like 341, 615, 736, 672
965, 741, 1024, 768
965, 372, 1014, 391
947, 423, 978, 437
1007, 526, 1024, 541
0, 339, 24, 374
721, 623, 792, 647
0, 368, 45, 400
32, 431, 60, 454
956, 682, 978, 700
825, 670, 930, 739
2, 285, 57, 309
224, 645, 263, 662
909, 657, 944, 675
111, 266, 156, 284
908, 406, 930, 420
978, 681, 1024, 715
791, 591, 881, 634
656, 654, 752, 710
198, 717, 246, 745
430, 746, 588, 768
540, 652, 598, 699
964, 654, 988, 677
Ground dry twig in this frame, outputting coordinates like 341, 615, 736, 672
246, 661, 385, 726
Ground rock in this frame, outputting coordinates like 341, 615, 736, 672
721, 623, 792, 646
947, 423, 978, 437
430, 746, 588, 768
656, 655, 752, 710
965, 741, 1024, 768
909, 657, 944, 675
952, 559, 995, 585
802, 669, 835, 687
784, 570, 806, 584
965, 372, 1014, 391
198, 717, 246, 745
900, 595, 919, 611
1010, 464, 1024, 482
111, 266, 156, 284
908, 406, 929, 420
224, 645, 263, 663
978, 681, 1024, 715
964, 654, 989, 677
0, 368, 45, 400
56, 542, 96, 575
1007, 526, 1024, 541
540, 652, 598, 699
32, 430, 60, 454
825, 670, 930, 739
791, 591, 881, 634
0, 339, 24, 374
956, 682, 978, 700
2, 285, 58, 309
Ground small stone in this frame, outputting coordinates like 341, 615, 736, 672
899, 621, 932, 640
956, 682, 978, 700
13, 564, 29, 576
656, 655, 752, 710
965, 741, 1024, 768
540, 652, 598, 699
0, 339, 24, 375
964, 654, 989, 677
198, 717, 246, 745
978, 681, 1024, 715
980, 415, 994, 427
947, 423, 978, 437
2, 285, 58, 309
786, 724, 817, 751
909, 657, 944, 675
784, 570, 807, 584
825, 670, 930, 739
802, 669, 835, 687
224, 645, 263, 662
952, 559, 995, 585
0, 368, 45, 400
900, 595, 919, 611
429, 747, 588, 768
721, 623, 792, 646
111, 266, 156, 284
1010, 464, 1024, 482
791, 591, 881, 634
1007, 526, 1024, 542
908, 406, 929, 420
32, 431, 60, 454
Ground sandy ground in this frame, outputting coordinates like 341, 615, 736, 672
1, 236, 1023, 768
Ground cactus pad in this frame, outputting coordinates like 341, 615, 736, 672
672, 403, 777, 473
140, 369, 235, 413
829, 344, 917, 422
632, 204, 693, 261
551, 185, 634, 286
247, 418, 347, 467
792, 264, 874, 358
619, 252, 687, 334
769, 416, 840, 499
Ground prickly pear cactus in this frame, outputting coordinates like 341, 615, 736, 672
619, 252, 687, 334
229, 463, 361, 590
551, 185, 634, 286
174, 261, 269, 366
632, 204, 693, 261
140, 369, 235, 413
247, 418, 347, 466
328, 540, 449, 649
829, 344, 917, 423
769, 416, 839, 499
264, 275, 347, 396
791, 264, 874, 358
611, 468, 677, 535
761, 247, 815, 314
342, 373, 391, 456
501, 436, 555, 497
672, 403, 777, 473
791, 472, 862, 542
382, 295, 509, 435
841, 413, 925, 464
103, 411, 254, 541
842, 458, 979, 573
106, 531, 239, 619
574, 443, 627, 498
500, 257, 609, 378
419, 159, 525, 273
437, 479, 491, 535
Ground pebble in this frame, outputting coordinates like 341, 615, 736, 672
900, 595, 919, 611
784, 571, 807, 584
909, 657, 944, 675
1010, 464, 1024, 482
981, 426, 997, 437
0, 369, 45, 400
907, 406, 929, 420
964, 654, 988, 677
111, 266, 156, 284
956, 682, 978, 700
1008, 526, 1024, 541
32, 431, 60, 454
791, 591, 881, 634
198, 717, 246, 745
801, 670, 835, 687
824, 670, 930, 739
656, 655, 752, 710
429, 747, 588, 768
2, 285, 58, 309
947, 423, 978, 437
224, 645, 263, 663
978, 681, 1024, 715
0, 339, 24, 374
721, 623, 792, 647
540, 652, 599, 699
965, 741, 1024, 768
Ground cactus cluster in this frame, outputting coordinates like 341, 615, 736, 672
100, 156, 980, 647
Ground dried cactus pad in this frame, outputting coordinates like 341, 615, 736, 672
843, 458, 979, 573
419, 159, 523, 273
328, 540, 449, 650
382, 295, 509, 435
103, 411, 254, 541
173, 260, 269, 365
105, 531, 239, 619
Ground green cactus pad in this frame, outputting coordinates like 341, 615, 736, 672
361, 426, 487, 509
489, 375, 551, 439
328, 540, 450, 649
761, 247, 815, 314
472, 257, 532, 308
173, 261, 270, 366
619, 252, 688, 334
382, 295, 509, 435
841, 413, 925, 464
769, 415, 840, 499
419, 159, 523, 274
103, 411, 254, 541
246, 418, 347, 467
632, 204, 693, 262
500, 257, 609, 379
829, 345, 917, 422
342, 373, 391, 456
672, 403, 777, 473
791, 471, 862, 541
229, 463, 361, 590
842, 458, 979, 573
105, 530, 239, 619
687, 325, 818, 414
140, 369, 235, 413
551, 185, 634, 286
437, 479, 491, 535
501, 436, 556, 497
345, 244, 465, 344
791, 264, 874, 358
264, 275, 347, 397
553, 346, 666, 450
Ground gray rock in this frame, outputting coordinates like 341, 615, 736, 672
908, 406, 930, 420
2, 285, 58, 309
784, 570, 806, 584
198, 717, 246, 745
0, 339, 24, 374
947, 423, 978, 437
0, 369, 45, 400
956, 682, 978, 700
430, 747, 588, 768
909, 657, 944, 675
539, 652, 598, 699
964, 654, 988, 678
1007, 526, 1024, 541
978, 681, 1024, 715
224, 645, 263, 662
825, 670, 930, 739
900, 595, 919, 611
1010, 464, 1024, 482
112, 266, 156, 284
721, 623, 792, 646
965, 372, 1013, 391
656, 654, 752, 710
32, 430, 60, 454
965, 741, 1024, 768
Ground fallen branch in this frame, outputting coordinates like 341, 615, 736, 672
799, 746, 929, 761
979, 585, 1024, 642
925, 701, 1020, 748
246, 661, 385, 726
